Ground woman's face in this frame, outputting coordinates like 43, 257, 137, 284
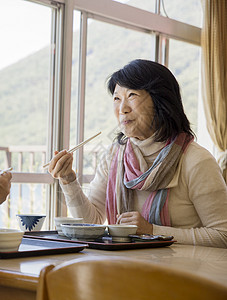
113, 84, 155, 140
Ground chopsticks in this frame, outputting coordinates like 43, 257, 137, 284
0, 167, 13, 175
67, 131, 101, 154
42, 131, 101, 169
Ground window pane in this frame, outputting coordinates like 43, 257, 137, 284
82, 19, 155, 181
0, 0, 52, 172
0, 0, 52, 227
168, 39, 200, 135
160, 0, 202, 27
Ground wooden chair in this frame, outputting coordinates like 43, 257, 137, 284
36, 255, 227, 300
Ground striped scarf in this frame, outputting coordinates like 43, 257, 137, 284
106, 133, 193, 225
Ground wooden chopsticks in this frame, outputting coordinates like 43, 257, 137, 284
42, 131, 101, 169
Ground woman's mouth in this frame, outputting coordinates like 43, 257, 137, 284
121, 119, 133, 125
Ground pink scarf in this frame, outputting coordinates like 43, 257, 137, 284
106, 133, 193, 225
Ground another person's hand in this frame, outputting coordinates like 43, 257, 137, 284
116, 211, 153, 235
48, 150, 76, 185
0, 171, 12, 204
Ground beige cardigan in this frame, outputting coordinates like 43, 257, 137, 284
61, 137, 227, 248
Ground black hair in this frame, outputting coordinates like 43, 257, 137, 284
107, 59, 194, 144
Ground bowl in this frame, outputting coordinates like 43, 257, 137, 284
16, 214, 46, 231
108, 225, 138, 237
0, 228, 24, 252
54, 217, 84, 236
61, 223, 107, 240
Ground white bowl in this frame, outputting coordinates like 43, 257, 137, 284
61, 223, 107, 240
0, 228, 24, 252
16, 214, 46, 231
54, 217, 84, 236
108, 225, 138, 237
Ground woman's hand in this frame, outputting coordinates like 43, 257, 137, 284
116, 211, 153, 235
48, 150, 76, 185
0, 171, 12, 204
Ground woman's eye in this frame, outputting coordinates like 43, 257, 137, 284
128, 92, 137, 98
114, 97, 120, 101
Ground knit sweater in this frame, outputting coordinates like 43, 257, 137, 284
60, 137, 227, 248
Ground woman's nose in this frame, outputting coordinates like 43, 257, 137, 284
119, 99, 131, 114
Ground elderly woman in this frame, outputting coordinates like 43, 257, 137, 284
49, 59, 227, 248
0, 170, 12, 204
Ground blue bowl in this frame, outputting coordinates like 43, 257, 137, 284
16, 214, 46, 231
61, 223, 107, 239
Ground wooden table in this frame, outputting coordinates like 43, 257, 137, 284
0, 243, 227, 300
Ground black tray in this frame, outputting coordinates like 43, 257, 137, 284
0, 237, 87, 259
24, 231, 175, 251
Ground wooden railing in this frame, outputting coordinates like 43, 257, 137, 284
0, 145, 101, 228
0, 145, 47, 173
0, 145, 100, 177
0, 146, 48, 227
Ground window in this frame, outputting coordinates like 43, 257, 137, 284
113, 0, 202, 27
160, 0, 202, 27
168, 39, 200, 135
0, 0, 58, 228
0, 1, 51, 153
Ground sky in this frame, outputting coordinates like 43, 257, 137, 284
0, 0, 130, 71
0, 0, 52, 70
